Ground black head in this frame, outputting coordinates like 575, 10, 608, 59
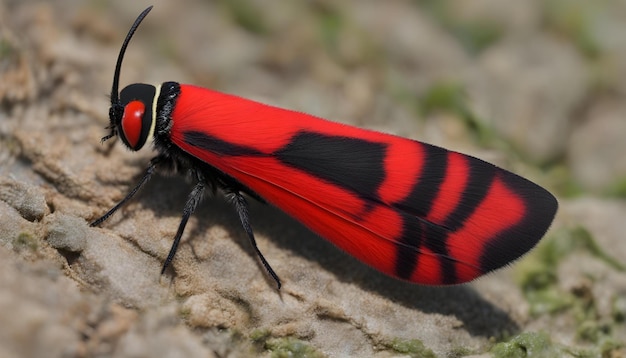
103, 6, 157, 151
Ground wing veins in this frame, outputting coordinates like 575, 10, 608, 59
226, 163, 478, 269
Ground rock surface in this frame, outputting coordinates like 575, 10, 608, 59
1, 1, 625, 357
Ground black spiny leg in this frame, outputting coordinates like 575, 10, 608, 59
91, 156, 161, 227
161, 181, 206, 274
228, 191, 281, 290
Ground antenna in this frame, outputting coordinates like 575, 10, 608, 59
110, 6, 153, 106
102, 6, 153, 143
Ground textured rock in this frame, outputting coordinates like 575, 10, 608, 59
1, 0, 625, 357
568, 100, 626, 192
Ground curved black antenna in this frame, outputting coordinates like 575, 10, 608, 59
103, 6, 153, 142
111, 6, 153, 105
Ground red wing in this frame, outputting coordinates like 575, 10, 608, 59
168, 85, 558, 285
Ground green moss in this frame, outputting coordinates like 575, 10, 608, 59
576, 320, 610, 343
516, 228, 578, 315
418, 0, 502, 54
568, 226, 625, 272
606, 176, 626, 198
249, 328, 271, 344
313, 4, 377, 67
178, 306, 191, 320
516, 233, 563, 297
563, 336, 625, 358
315, 3, 344, 53
221, 0, 267, 35
13, 232, 38, 252
491, 332, 562, 358
419, 81, 495, 145
493, 331, 625, 357
527, 288, 574, 316
381, 338, 436, 358
612, 295, 626, 323
520, 226, 623, 280
515, 226, 626, 351
548, 165, 585, 199
517, 226, 624, 317
265, 337, 325, 358
448, 346, 474, 357
419, 81, 466, 116
450, 21, 503, 55
543, 0, 603, 58
598, 338, 624, 357
0, 38, 15, 59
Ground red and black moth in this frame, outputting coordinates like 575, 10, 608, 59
92, 6, 558, 289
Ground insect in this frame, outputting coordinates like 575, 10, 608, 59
91, 6, 558, 289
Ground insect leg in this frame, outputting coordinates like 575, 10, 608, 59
91, 156, 162, 227
228, 191, 281, 290
161, 181, 206, 274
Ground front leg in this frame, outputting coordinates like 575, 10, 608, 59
161, 180, 206, 274
91, 155, 163, 227
227, 190, 281, 289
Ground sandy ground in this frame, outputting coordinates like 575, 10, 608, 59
1, 0, 625, 357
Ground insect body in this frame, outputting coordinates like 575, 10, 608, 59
92, 6, 558, 289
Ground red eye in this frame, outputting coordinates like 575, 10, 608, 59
121, 100, 146, 149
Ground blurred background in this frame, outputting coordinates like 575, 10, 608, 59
3, 0, 626, 193
1, 0, 625, 357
